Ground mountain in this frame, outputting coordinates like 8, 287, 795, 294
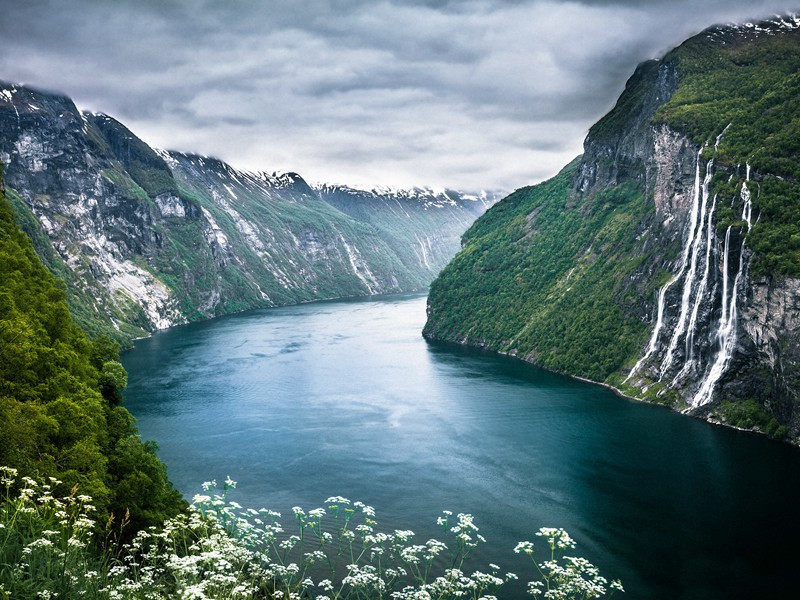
0, 170, 184, 531
424, 15, 800, 441
0, 83, 496, 343
315, 182, 494, 277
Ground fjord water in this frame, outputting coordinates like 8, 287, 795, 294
123, 293, 800, 599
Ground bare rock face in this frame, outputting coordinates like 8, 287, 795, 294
736, 277, 800, 425
0, 83, 186, 336
650, 126, 698, 227
576, 60, 679, 196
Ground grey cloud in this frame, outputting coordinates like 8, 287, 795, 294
0, 0, 795, 190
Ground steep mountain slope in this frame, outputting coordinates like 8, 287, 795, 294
316, 183, 494, 276
0, 83, 494, 343
425, 15, 800, 441
0, 171, 183, 530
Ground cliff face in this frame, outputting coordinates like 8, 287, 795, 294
0, 82, 495, 343
425, 15, 800, 441
0, 85, 188, 339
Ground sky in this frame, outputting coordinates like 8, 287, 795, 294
0, 0, 795, 191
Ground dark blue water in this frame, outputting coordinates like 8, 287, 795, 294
123, 293, 800, 599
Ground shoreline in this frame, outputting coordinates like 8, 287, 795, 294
124, 288, 431, 349
425, 333, 798, 447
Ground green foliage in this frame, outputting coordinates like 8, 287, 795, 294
0, 468, 105, 599
743, 177, 800, 276
127, 165, 178, 199
98, 361, 127, 405
655, 26, 800, 276
89, 336, 122, 369
713, 399, 788, 439
425, 161, 652, 381
0, 182, 184, 530
106, 437, 182, 534
100, 169, 149, 202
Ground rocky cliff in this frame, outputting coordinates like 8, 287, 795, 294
424, 15, 800, 441
0, 82, 495, 343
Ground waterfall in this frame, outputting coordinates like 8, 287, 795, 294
691, 228, 743, 407
685, 194, 717, 360
670, 193, 719, 387
659, 161, 714, 378
720, 227, 730, 328
715, 123, 732, 150
741, 164, 753, 228
626, 141, 755, 406
415, 233, 432, 270
690, 170, 752, 407
624, 150, 703, 383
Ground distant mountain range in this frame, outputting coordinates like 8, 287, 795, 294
0, 81, 498, 343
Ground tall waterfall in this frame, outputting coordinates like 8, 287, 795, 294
741, 163, 753, 228
659, 160, 714, 378
624, 150, 704, 383
627, 145, 754, 409
690, 168, 753, 408
685, 194, 717, 361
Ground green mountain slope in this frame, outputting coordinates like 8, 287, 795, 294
426, 160, 651, 382
425, 15, 800, 440
0, 173, 183, 530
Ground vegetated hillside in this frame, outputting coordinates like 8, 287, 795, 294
0, 171, 183, 531
0, 83, 495, 345
425, 159, 651, 382
425, 14, 800, 441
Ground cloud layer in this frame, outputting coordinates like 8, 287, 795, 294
0, 0, 793, 190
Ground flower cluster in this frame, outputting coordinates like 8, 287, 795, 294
516, 527, 624, 599
0, 468, 623, 599
0, 467, 99, 598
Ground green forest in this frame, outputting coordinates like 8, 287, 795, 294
425, 161, 653, 382
0, 173, 184, 533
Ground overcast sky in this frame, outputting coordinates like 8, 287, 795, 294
0, 0, 794, 191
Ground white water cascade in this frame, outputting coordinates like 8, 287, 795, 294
626, 144, 757, 407
691, 229, 739, 406
669, 193, 719, 387
659, 160, 715, 379
685, 194, 717, 361
690, 166, 754, 408
741, 163, 753, 228
624, 150, 704, 384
